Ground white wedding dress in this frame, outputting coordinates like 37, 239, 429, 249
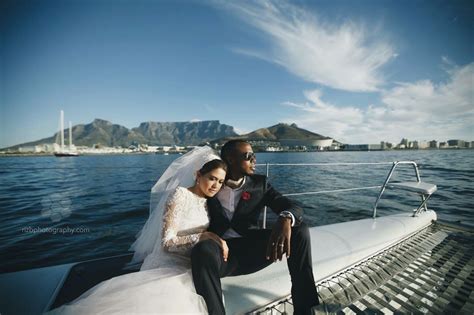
48, 187, 210, 314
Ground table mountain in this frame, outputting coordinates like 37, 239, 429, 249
6, 119, 237, 149
133, 120, 237, 145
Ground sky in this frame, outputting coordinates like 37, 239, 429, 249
1, 0, 473, 148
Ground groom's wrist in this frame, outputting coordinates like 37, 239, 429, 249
279, 211, 295, 226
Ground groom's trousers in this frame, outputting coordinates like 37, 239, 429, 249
191, 222, 319, 315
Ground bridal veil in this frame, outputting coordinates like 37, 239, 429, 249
129, 145, 220, 268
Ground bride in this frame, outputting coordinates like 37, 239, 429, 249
47, 146, 228, 314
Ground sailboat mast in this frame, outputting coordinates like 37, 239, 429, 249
69, 121, 73, 149
55, 110, 78, 156
60, 110, 65, 150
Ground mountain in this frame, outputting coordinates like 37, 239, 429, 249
5, 119, 238, 149
132, 121, 237, 146
246, 123, 331, 140
71, 119, 147, 147
211, 123, 333, 144
5, 121, 335, 150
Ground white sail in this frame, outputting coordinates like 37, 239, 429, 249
60, 110, 64, 150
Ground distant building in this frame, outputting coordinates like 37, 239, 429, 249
265, 146, 283, 152
413, 141, 429, 149
369, 144, 382, 150
247, 140, 280, 149
45, 143, 61, 152
246, 138, 333, 151
79, 146, 129, 154
330, 142, 342, 150
380, 142, 393, 150
429, 140, 438, 149
142, 145, 186, 153
420, 141, 429, 149
18, 146, 41, 153
155, 145, 186, 153
146, 146, 161, 152
447, 140, 465, 148
279, 138, 333, 150
396, 138, 410, 149
439, 142, 447, 148
18, 143, 60, 153
343, 144, 382, 151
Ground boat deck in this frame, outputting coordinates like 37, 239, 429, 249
252, 221, 474, 314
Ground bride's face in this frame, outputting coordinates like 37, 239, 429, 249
197, 167, 226, 197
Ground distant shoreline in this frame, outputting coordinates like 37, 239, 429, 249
1, 148, 472, 158
0, 152, 160, 158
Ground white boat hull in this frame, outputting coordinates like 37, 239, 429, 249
54, 151, 79, 157
221, 210, 437, 314
0, 211, 438, 314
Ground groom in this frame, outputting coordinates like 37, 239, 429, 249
191, 139, 319, 315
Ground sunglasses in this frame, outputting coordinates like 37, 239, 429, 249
242, 152, 256, 161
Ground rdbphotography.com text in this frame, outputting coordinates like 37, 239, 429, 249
21, 226, 90, 235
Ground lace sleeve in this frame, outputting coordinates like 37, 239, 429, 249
161, 188, 203, 254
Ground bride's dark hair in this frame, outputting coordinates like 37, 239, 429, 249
198, 159, 227, 175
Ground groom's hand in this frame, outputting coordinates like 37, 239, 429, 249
266, 217, 292, 262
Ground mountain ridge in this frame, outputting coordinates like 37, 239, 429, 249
210, 123, 334, 145
4, 121, 336, 150
246, 123, 331, 140
5, 119, 237, 149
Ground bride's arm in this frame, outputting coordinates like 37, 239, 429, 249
161, 190, 203, 254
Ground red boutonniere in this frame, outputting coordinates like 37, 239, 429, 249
241, 191, 251, 201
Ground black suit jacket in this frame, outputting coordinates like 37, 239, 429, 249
207, 174, 303, 237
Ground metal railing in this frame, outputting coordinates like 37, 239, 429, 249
372, 161, 433, 218
257, 160, 430, 228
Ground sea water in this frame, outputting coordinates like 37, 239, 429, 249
0, 149, 472, 273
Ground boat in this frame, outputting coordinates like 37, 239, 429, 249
0, 161, 472, 314
54, 110, 79, 157
54, 152, 79, 157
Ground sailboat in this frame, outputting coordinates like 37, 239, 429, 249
54, 110, 79, 157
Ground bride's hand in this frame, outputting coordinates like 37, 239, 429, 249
200, 232, 228, 262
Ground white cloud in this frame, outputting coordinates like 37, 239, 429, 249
284, 62, 474, 143
283, 89, 365, 141
218, 0, 395, 92
189, 118, 202, 122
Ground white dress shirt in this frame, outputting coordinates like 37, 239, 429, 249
217, 177, 249, 239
